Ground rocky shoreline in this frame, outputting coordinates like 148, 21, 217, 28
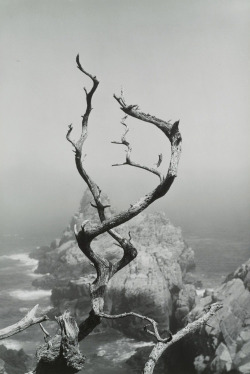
29, 189, 250, 373
0, 345, 31, 374
30, 190, 196, 336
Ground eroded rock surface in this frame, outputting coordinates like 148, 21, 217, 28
182, 258, 250, 374
0, 345, 31, 374
31, 189, 195, 339
30, 189, 250, 373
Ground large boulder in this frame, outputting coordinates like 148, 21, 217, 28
105, 211, 195, 339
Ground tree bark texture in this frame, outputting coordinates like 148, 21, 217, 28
0, 305, 48, 340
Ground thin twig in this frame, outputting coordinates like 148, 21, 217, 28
112, 114, 163, 181
97, 311, 172, 343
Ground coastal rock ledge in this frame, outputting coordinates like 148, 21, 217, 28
30, 189, 196, 339
175, 258, 250, 374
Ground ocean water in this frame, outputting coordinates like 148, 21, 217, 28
0, 239, 52, 354
185, 228, 250, 288
0, 229, 249, 373
0, 234, 150, 373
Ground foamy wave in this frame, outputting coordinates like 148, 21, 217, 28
196, 288, 214, 297
1, 234, 19, 238
196, 289, 205, 297
3, 253, 38, 266
1, 339, 23, 350
97, 338, 154, 362
0, 253, 38, 271
10, 289, 51, 300
19, 307, 29, 313
28, 272, 44, 278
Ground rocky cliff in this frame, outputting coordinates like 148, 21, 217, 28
31, 189, 196, 339
162, 258, 250, 374
124, 258, 250, 374
0, 345, 31, 374
30, 189, 250, 373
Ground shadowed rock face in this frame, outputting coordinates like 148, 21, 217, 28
31, 189, 195, 339
0, 345, 31, 374
105, 212, 196, 339
180, 258, 250, 374
0, 358, 7, 374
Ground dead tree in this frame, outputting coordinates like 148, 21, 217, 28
0, 305, 48, 340
0, 56, 223, 374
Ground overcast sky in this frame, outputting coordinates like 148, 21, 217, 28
0, 0, 249, 240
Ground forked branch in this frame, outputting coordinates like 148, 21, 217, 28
98, 310, 172, 343
143, 302, 223, 374
66, 56, 182, 364
0, 304, 48, 340
112, 116, 163, 181
4, 56, 211, 374
66, 55, 99, 188
76, 54, 99, 130
94, 303, 223, 373
66, 57, 138, 341
73, 88, 182, 241
67, 56, 181, 245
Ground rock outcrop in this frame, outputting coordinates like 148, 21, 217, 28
29, 188, 250, 374
0, 345, 31, 374
177, 258, 250, 374
0, 359, 7, 374
31, 189, 196, 339
30, 189, 250, 373
125, 259, 250, 374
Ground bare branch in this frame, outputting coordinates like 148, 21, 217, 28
114, 93, 173, 140
0, 305, 48, 340
67, 58, 181, 345
66, 59, 138, 343
143, 303, 223, 374
66, 55, 100, 190
79, 95, 181, 240
76, 54, 99, 135
128, 231, 132, 242
112, 116, 163, 181
76, 54, 98, 82
155, 153, 163, 168
66, 124, 77, 149
75, 193, 138, 339
112, 162, 126, 167
67, 60, 138, 271
97, 311, 172, 343
68, 57, 180, 257
90, 202, 110, 209
39, 322, 51, 342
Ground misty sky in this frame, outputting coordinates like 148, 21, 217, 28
0, 0, 249, 240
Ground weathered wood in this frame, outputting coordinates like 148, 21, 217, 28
97, 310, 172, 343
34, 311, 85, 374
64, 56, 183, 373
143, 303, 223, 374
112, 116, 163, 181
0, 304, 48, 340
